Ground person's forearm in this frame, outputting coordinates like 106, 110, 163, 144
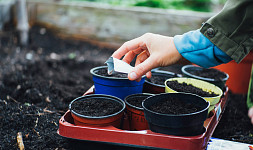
174, 30, 232, 68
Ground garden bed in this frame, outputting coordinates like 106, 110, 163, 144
0, 24, 252, 149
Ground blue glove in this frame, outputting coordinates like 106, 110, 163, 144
174, 30, 232, 68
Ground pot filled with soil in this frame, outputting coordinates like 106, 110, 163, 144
124, 93, 154, 131
143, 70, 180, 94
143, 93, 209, 136
165, 77, 223, 113
69, 94, 125, 128
181, 65, 229, 90
90, 66, 145, 100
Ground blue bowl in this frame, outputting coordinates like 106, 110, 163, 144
90, 66, 145, 100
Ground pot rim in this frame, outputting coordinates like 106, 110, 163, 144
181, 65, 229, 82
90, 66, 146, 80
69, 94, 126, 119
125, 93, 155, 110
145, 70, 181, 87
142, 93, 210, 117
165, 77, 223, 99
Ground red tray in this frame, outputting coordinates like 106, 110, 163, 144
58, 86, 229, 150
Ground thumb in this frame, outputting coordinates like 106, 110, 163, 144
128, 56, 157, 80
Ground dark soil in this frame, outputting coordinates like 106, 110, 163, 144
166, 80, 219, 97
188, 67, 227, 81
71, 98, 122, 117
149, 97, 202, 115
126, 95, 152, 108
213, 93, 253, 144
0, 24, 252, 150
146, 73, 177, 85
94, 67, 128, 78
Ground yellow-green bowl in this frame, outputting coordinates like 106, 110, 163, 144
165, 77, 223, 106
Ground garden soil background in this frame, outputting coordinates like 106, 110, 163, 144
0, 25, 252, 150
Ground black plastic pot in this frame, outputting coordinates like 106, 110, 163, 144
142, 93, 209, 136
181, 65, 229, 90
143, 70, 180, 94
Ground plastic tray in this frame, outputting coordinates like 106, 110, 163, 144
58, 86, 229, 150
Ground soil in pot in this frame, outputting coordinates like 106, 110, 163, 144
95, 67, 128, 78
149, 97, 202, 115
144, 70, 179, 94
166, 80, 218, 97
182, 65, 229, 90
126, 95, 149, 108
71, 98, 122, 117
70, 95, 125, 127
146, 74, 177, 85
125, 94, 153, 130
188, 68, 227, 81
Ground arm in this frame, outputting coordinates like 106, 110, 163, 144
200, 0, 253, 63
174, 30, 232, 68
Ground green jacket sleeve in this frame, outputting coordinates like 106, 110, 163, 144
200, 0, 253, 63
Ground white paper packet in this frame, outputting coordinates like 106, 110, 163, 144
105, 57, 134, 75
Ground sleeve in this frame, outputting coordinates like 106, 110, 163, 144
174, 29, 232, 68
200, 0, 253, 63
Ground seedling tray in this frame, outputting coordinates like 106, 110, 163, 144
58, 86, 229, 150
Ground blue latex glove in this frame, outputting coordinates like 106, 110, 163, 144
174, 30, 232, 68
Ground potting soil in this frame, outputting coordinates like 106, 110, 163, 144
0, 24, 252, 150
71, 98, 122, 117
95, 67, 128, 78
126, 96, 150, 108
188, 68, 227, 81
149, 97, 202, 115
146, 74, 175, 85
166, 80, 218, 97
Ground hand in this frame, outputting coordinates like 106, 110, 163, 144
112, 33, 183, 81
248, 107, 253, 124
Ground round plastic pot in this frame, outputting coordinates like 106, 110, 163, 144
125, 93, 154, 131
142, 93, 209, 136
143, 70, 180, 94
165, 77, 223, 114
181, 65, 229, 90
69, 94, 125, 128
90, 66, 145, 100
213, 51, 253, 94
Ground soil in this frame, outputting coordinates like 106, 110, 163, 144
166, 80, 218, 97
0, 24, 252, 150
71, 98, 122, 117
94, 67, 128, 78
187, 67, 227, 81
126, 95, 152, 108
149, 97, 202, 115
146, 73, 177, 85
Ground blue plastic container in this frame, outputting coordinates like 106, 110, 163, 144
90, 66, 146, 100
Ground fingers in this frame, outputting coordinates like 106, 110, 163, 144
135, 50, 150, 67
128, 56, 157, 80
122, 47, 145, 64
112, 37, 146, 60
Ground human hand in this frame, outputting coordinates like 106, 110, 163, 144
248, 107, 253, 124
112, 33, 183, 81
